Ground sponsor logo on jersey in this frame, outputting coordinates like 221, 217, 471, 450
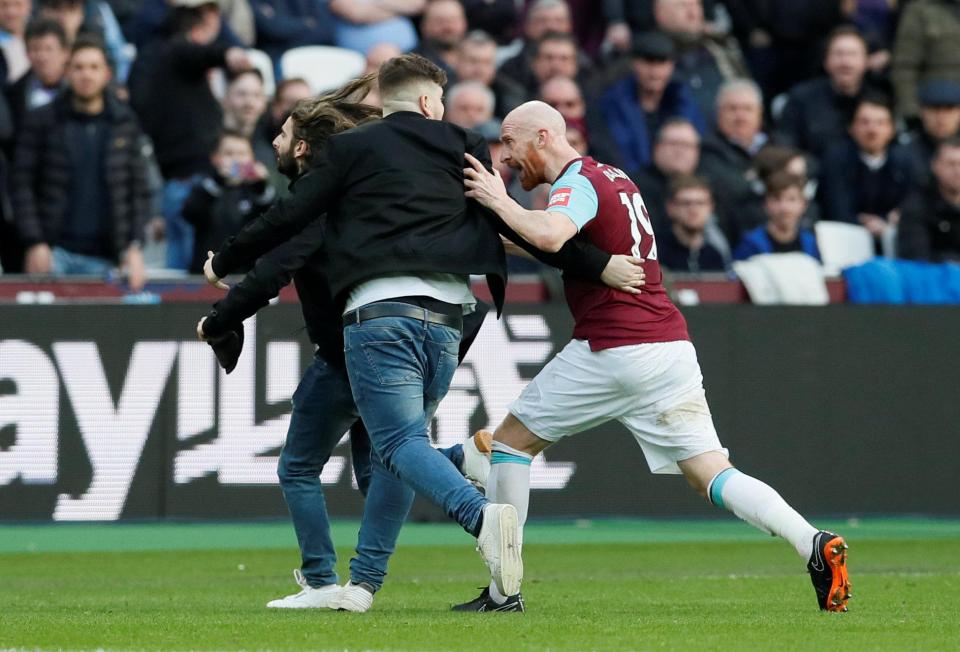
548, 187, 572, 208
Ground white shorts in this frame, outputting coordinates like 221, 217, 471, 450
510, 339, 727, 474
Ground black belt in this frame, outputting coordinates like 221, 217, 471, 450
343, 302, 462, 330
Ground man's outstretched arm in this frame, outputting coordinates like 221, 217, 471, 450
210, 149, 342, 279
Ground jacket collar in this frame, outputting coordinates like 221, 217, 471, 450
384, 111, 427, 121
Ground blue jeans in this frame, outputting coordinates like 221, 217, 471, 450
343, 309, 488, 537
51, 247, 114, 276
279, 355, 463, 590
162, 176, 200, 270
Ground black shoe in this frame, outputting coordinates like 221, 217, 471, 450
807, 530, 852, 612
451, 587, 524, 613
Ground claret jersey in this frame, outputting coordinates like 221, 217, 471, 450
546, 157, 689, 351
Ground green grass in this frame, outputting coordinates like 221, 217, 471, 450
1, 520, 958, 651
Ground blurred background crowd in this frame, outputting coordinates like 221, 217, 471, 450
0, 0, 959, 291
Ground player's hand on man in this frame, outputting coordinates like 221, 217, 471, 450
196, 316, 210, 342
203, 251, 229, 290
602, 254, 645, 295
464, 153, 508, 209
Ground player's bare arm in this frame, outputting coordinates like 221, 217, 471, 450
464, 152, 577, 252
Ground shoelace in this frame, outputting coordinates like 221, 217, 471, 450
291, 568, 312, 597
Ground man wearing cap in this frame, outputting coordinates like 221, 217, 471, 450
587, 30, 704, 175
906, 80, 960, 185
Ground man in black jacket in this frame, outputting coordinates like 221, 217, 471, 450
206, 54, 644, 601
14, 37, 149, 289
898, 137, 960, 262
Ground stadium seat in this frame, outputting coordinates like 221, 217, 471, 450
247, 48, 276, 98
815, 221, 875, 276
280, 46, 366, 94
733, 252, 829, 305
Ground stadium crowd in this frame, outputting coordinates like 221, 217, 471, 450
0, 0, 959, 288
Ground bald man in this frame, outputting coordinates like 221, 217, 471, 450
458, 101, 852, 614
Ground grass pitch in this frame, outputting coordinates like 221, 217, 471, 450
1, 519, 958, 651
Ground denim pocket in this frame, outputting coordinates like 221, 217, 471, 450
360, 337, 422, 386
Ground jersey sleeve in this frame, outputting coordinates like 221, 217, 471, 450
546, 170, 599, 231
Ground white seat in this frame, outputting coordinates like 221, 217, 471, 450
280, 46, 366, 94
247, 48, 276, 97
815, 221, 876, 276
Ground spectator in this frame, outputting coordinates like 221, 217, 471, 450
454, 30, 526, 118
252, 0, 334, 64
630, 117, 701, 231
0, 0, 31, 82
659, 174, 729, 273
181, 129, 275, 273
734, 171, 820, 261
724, 0, 844, 102
840, 0, 898, 74
461, 0, 516, 44
218, 0, 256, 46
130, 1, 251, 270
777, 26, 873, 160
818, 94, 914, 243
565, 117, 588, 154
364, 41, 402, 74
898, 137, 960, 262
892, 0, 960, 122
329, 0, 423, 55
223, 69, 266, 137
906, 80, 960, 185
653, 0, 749, 125
13, 37, 149, 290
6, 19, 69, 136
527, 31, 584, 97
700, 78, 768, 239
445, 79, 493, 129
413, 0, 466, 77
499, 0, 583, 92
540, 75, 589, 147
37, 0, 133, 83
128, 0, 247, 51
588, 31, 704, 175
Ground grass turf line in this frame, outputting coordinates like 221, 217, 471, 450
0, 524, 958, 651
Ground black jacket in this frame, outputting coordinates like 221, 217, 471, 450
897, 184, 960, 263
817, 139, 915, 224
776, 77, 862, 160
129, 36, 227, 179
213, 112, 610, 315
182, 174, 276, 274
12, 91, 150, 260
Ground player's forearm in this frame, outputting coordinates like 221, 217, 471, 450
491, 197, 569, 253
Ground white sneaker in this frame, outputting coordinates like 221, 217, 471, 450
476, 503, 523, 597
266, 569, 341, 609
334, 582, 375, 612
462, 431, 493, 490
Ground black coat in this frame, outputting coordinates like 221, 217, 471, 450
12, 92, 150, 261
212, 113, 611, 315
129, 36, 227, 179
817, 139, 915, 224
897, 184, 960, 262
776, 77, 861, 159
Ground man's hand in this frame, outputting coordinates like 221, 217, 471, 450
123, 246, 147, 292
464, 152, 509, 210
858, 213, 890, 237
604, 21, 631, 52
204, 250, 229, 290
225, 47, 252, 73
197, 316, 210, 342
24, 243, 53, 273
601, 254, 646, 295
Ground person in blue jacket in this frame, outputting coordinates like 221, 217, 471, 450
586, 30, 704, 175
734, 171, 820, 261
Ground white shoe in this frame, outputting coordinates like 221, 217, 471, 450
334, 581, 375, 612
462, 431, 492, 490
266, 569, 341, 609
476, 503, 523, 597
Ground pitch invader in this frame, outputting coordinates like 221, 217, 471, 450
458, 101, 851, 614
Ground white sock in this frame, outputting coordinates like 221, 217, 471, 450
707, 468, 818, 560
485, 441, 532, 603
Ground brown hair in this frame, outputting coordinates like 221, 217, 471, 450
378, 53, 447, 97
667, 174, 712, 200
764, 171, 805, 198
825, 25, 868, 58
754, 145, 803, 184
289, 73, 382, 165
